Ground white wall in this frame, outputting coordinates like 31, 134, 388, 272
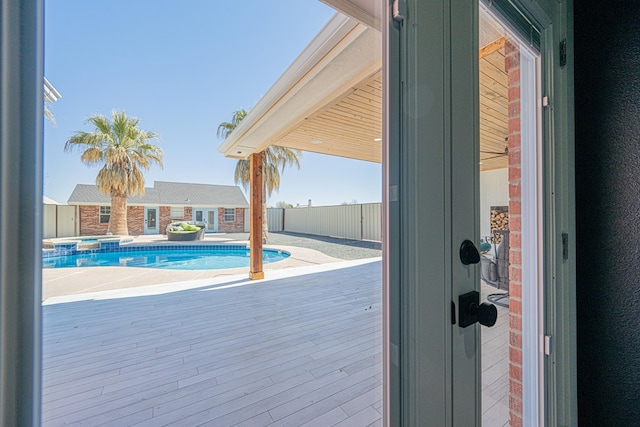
43, 205, 78, 238
43, 205, 57, 239
480, 168, 509, 239
267, 208, 284, 232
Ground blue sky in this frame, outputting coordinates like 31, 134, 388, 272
44, 0, 382, 207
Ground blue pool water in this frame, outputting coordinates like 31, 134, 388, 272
43, 247, 290, 270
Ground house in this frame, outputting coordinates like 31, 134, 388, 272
2, 0, 639, 425
67, 181, 249, 235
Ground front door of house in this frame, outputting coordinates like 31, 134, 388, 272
144, 207, 158, 234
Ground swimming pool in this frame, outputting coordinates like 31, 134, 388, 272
43, 246, 290, 270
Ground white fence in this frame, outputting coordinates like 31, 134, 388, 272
266, 203, 381, 241
43, 205, 78, 238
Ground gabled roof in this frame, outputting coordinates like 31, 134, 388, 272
68, 181, 249, 207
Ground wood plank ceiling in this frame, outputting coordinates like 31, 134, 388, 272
271, 45, 509, 171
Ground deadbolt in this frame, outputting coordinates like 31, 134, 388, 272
458, 291, 497, 328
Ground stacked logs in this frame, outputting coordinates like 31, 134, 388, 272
490, 206, 509, 244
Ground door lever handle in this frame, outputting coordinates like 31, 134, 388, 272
460, 240, 481, 265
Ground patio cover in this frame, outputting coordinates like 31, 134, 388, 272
217, 9, 510, 171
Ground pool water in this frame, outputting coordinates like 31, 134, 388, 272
43, 248, 290, 270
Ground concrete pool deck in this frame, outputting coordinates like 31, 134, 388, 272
42, 232, 382, 301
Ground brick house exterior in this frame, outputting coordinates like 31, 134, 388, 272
505, 37, 524, 427
217, 207, 245, 233
68, 181, 248, 236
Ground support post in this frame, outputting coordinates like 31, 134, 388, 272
249, 152, 264, 280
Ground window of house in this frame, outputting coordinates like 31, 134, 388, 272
99, 206, 110, 224
223, 208, 235, 222
170, 207, 183, 218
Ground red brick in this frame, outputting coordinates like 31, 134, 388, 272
510, 378, 523, 398
510, 363, 523, 382
509, 313, 522, 331
508, 68, 521, 85
510, 394, 524, 416
509, 282, 522, 298
218, 207, 245, 233
80, 204, 227, 236
505, 54, 520, 71
509, 216, 521, 232
79, 205, 110, 236
510, 347, 523, 367
509, 118, 521, 133
510, 412, 523, 427
510, 298, 522, 315
509, 231, 521, 248
510, 250, 522, 266
509, 166, 521, 181
510, 331, 522, 347
509, 200, 521, 215
508, 149, 521, 167
127, 206, 144, 235
510, 266, 522, 282
508, 133, 521, 150
505, 39, 521, 67
509, 86, 521, 102
509, 183, 521, 199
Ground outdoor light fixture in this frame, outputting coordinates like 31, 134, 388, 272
311, 139, 322, 145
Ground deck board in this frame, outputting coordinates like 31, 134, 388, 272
43, 261, 508, 426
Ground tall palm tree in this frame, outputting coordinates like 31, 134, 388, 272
217, 109, 302, 242
65, 111, 163, 236
44, 103, 56, 126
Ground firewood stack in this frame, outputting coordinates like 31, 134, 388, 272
490, 206, 509, 244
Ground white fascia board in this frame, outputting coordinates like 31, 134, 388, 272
218, 13, 380, 158
44, 77, 61, 103
320, 0, 381, 31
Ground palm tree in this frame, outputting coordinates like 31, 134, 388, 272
65, 111, 163, 236
44, 103, 56, 125
217, 109, 302, 242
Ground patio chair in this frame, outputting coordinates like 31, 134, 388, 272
480, 229, 510, 307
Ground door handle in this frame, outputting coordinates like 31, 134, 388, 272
458, 291, 497, 328
460, 240, 480, 265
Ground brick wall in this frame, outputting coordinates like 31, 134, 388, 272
505, 37, 524, 427
127, 206, 144, 235
79, 205, 109, 235
159, 206, 172, 234
218, 207, 245, 233
160, 207, 191, 234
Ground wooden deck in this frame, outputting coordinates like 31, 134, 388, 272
42, 261, 508, 426
481, 283, 510, 427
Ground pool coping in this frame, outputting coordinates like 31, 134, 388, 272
42, 234, 353, 301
